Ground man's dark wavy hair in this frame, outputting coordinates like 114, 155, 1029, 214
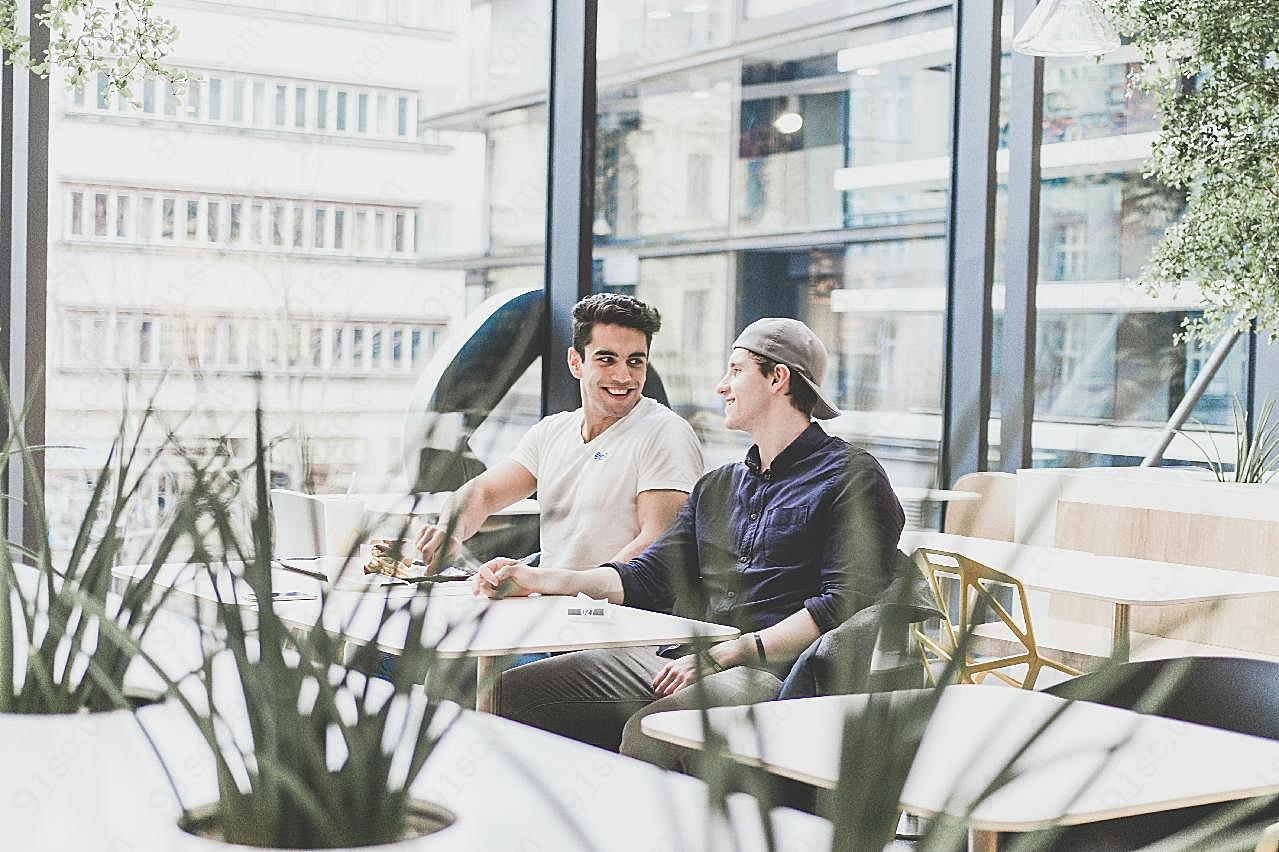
570, 293, 662, 356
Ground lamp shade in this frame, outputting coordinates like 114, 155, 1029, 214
1012, 0, 1120, 57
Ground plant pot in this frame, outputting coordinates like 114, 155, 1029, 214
1, 705, 181, 849
179, 800, 457, 850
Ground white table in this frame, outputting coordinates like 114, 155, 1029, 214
641, 684, 1279, 849
898, 530, 1279, 661
893, 487, 980, 530
360, 491, 539, 518
113, 562, 739, 712
895, 487, 982, 504
2, 694, 833, 851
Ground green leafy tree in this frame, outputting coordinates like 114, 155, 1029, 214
0, 0, 190, 96
1110, 0, 1279, 342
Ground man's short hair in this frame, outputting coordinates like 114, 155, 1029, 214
571, 293, 662, 355
748, 352, 819, 417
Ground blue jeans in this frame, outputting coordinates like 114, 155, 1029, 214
376, 650, 550, 681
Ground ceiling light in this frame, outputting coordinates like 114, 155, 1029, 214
773, 111, 803, 134
691, 89, 711, 99
855, 66, 881, 76
681, 3, 707, 11
1012, 0, 1120, 57
647, 9, 672, 20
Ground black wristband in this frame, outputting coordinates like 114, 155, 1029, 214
753, 632, 767, 665
700, 650, 724, 673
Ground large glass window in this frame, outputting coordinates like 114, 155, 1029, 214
593, 5, 954, 484
1024, 50, 1246, 469
45, 3, 475, 556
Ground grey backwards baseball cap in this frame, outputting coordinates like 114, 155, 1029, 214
731, 318, 840, 420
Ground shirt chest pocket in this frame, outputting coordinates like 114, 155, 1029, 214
761, 505, 811, 566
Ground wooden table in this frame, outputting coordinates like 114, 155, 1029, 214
641, 684, 1279, 850
898, 530, 1279, 661
113, 562, 738, 712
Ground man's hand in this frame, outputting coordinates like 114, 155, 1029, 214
650, 653, 724, 698
473, 557, 541, 599
414, 523, 461, 573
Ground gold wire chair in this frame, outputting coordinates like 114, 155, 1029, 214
911, 547, 1080, 690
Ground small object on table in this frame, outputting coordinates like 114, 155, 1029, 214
565, 593, 611, 621
364, 540, 424, 579
243, 590, 317, 604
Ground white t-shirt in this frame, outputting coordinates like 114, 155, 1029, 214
509, 396, 703, 571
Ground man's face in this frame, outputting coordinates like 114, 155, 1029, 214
716, 348, 774, 432
568, 322, 650, 422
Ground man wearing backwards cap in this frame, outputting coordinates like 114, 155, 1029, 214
476, 317, 906, 768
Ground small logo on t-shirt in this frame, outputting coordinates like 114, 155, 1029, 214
592, 450, 609, 462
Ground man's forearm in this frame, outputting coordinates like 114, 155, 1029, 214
711, 608, 821, 669
533, 565, 626, 603
443, 481, 495, 542
605, 529, 657, 565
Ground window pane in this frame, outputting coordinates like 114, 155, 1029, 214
138, 196, 153, 239
314, 207, 327, 248
253, 80, 267, 125
46, 1, 543, 541
209, 78, 223, 120
94, 193, 108, 236
271, 204, 285, 246
70, 192, 84, 235
186, 81, 202, 120
1027, 51, 1235, 470
115, 195, 129, 238
161, 198, 175, 239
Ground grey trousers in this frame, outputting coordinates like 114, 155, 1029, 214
496, 646, 783, 770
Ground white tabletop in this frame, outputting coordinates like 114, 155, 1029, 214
360, 492, 539, 517
641, 684, 1279, 832
2, 695, 831, 851
894, 487, 981, 503
113, 562, 739, 660
898, 530, 1279, 607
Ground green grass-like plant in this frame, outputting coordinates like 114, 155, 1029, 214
0, 378, 193, 715
97, 408, 525, 848
1179, 396, 1279, 483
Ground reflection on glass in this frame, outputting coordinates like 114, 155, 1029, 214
487, 106, 547, 250
1028, 52, 1241, 467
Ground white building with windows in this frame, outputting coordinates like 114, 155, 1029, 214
45, 0, 479, 546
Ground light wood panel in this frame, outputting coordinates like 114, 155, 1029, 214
944, 471, 1017, 541
1052, 500, 1279, 656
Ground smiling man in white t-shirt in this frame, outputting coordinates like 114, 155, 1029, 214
415, 293, 703, 571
